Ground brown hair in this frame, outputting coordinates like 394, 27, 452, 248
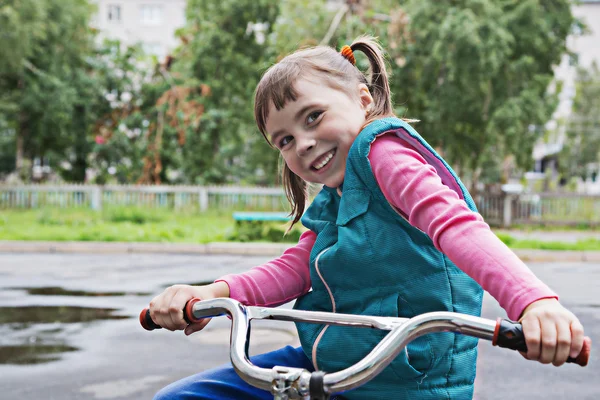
254, 36, 396, 228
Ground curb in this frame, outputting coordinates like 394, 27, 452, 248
0, 241, 293, 257
1, 240, 600, 262
511, 249, 600, 263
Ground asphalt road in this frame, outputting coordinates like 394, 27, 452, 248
0, 253, 598, 399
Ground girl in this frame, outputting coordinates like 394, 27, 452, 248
150, 37, 585, 399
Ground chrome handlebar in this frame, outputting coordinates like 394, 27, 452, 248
141, 298, 591, 400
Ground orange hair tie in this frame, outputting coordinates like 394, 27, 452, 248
340, 45, 356, 66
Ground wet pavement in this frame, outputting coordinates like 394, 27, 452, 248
0, 253, 598, 399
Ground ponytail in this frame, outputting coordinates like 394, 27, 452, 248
350, 37, 394, 119
281, 162, 307, 232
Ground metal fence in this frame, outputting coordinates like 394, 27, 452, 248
0, 184, 289, 212
476, 192, 600, 227
2, 184, 600, 227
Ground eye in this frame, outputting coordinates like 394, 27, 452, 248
278, 135, 293, 148
306, 110, 323, 125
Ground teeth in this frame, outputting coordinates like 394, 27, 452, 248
313, 151, 334, 170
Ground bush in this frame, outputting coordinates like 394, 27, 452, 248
229, 220, 302, 243
104, 207, 164, 224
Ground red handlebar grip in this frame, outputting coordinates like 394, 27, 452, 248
139, 308, 162, 331
574, 337, 592, 367
184, 298, 202, 323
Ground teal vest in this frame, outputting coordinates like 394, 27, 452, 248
294, 117, 483, 399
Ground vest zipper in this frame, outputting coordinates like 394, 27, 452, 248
311, 246, 335, 370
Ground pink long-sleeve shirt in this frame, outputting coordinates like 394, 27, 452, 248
217, 133, 556, 321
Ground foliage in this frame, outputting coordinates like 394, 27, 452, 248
0, 0, 580, 190
94, 0, 282, 185
165, 0, 279, 185
229, 220, 302, 243
495, 232, 600, 251
0, 207, 234, 243
384, 0, 576, 189
0, 0, 98, 181
559, 62, 600, 181
1, 207, 599, 249
86, 41, 163, 184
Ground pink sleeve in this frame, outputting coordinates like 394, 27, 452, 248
369, 133, 557, 320
215, 230, 315, 307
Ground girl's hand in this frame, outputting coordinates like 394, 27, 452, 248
519, 298, 585, 366
148, 282, 230, 336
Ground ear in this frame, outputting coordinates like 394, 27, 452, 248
357, 83, 374, 110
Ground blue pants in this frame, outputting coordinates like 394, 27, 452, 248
154, 346, 317, 400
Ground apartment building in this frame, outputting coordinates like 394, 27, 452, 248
531, 0, 600, 186
554, 0, 600, 120
90, 0, 187, 60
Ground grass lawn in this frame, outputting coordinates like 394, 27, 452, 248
0, 207, 237, 243
2, 207, 600, 251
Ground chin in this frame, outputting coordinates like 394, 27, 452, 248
324, 177, 344, 189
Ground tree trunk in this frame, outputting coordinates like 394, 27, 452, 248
15, 129, 24, 171
15, 80, 26, 176
72, 105, 88, 182
16, 111, 28, 180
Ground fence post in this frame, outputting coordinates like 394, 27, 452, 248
91, 186, 102, 211
503, 194, 513, 227
199, 187, 209, 212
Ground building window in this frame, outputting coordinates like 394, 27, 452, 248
140, 5, 163, 25
107, 5, 121, 22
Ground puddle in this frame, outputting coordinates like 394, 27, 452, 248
0, 344, 78, 365
16, 286, 150, 297
0, 306, 129, 324
0, 306, 130, 365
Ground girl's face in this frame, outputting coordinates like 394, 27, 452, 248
265, 78, 373, 189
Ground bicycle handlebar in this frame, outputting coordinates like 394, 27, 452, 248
140, 298, 591, 399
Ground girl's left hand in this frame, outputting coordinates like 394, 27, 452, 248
519, 298, 585, 366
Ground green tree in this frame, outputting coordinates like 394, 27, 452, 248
86, 41, 159, 184
385, 0, 576, 189
104, 0, 282, 185
169, 0, 279, 184
559, 62, 600, 182
0, 0, 101, 181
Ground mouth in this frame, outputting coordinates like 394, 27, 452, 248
310, 149, 336, 172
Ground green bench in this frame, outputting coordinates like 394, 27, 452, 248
232, 212, 291, 222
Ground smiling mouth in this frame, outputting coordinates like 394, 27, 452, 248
311, 149, 336, 171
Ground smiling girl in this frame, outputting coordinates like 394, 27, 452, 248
149, 36, 585, 400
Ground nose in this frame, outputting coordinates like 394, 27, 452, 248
296, 136, 316, 157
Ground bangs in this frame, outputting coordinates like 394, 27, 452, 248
254, 61, 303, 143
254, 47, 352, 142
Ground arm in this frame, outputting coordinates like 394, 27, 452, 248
369, 133, 584, 365
369, 133, 556, 320
215, 229, 315, 307
149, 230, 314, 336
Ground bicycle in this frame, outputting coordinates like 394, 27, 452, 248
140, 298, 591, 400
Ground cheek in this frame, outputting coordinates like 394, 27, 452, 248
281, 153, 302, 174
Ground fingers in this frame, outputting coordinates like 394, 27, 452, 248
552, 322, 571, 366
149, 285, 192, 331
520, 302, 585, 367
184, 319, 210, 336
569, 320, 585, 359
522, 317, 542, 361
539, 318, 558, 364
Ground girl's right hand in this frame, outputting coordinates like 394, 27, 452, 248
148, 281, 230, 336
